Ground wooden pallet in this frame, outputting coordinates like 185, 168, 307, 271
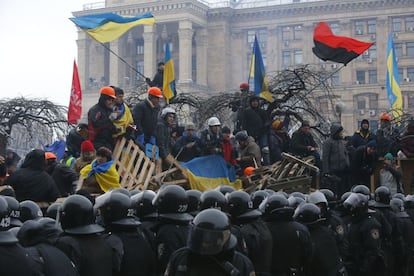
245, 152, 320, 193
113, 137, 155, 190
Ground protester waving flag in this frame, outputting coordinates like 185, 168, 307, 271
249, 35, 273, 102
312, 22, 374, 65
163, 43, 177, 104
70, 12, 155, 43
386, 32, 403, 121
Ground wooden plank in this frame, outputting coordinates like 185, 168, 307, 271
143, 163, 156, 190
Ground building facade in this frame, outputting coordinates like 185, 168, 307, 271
73, 0, 414, 134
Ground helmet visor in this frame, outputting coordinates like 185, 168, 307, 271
188, 226, 231, 255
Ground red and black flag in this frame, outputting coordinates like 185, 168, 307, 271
312, 22, 374, 65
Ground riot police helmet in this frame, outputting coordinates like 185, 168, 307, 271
251, 190, 268, 209
226, 190, 261, 220
0, 196, 17, 244
152, 185, 193, 222
374, 186, 391, 207
3, 196, 22, 227
131, 190, 157, 220
20, 200, 43, 222
214, 185, 236, 196
405, 194, 414, 209
188, 208, 237, 255
199, 189, 228, 212
294, 203, 325, 225
343, 193, 369, 215
259, 194, 293, 221
45, 202, 62, 220
59, 194, 104, 235
186, 189, 202, 216
351, 185, 371, 198
95, 191, 138, 226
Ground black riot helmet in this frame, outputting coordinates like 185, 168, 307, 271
0, 196, 17, 244
186, 190, 202, 216
188, 208, 237, 255
110, 187, 131, 198
393, 193, 405, 201
405, 195, 414, 209
294, 203, 325, 225
59, 194, 104, 235
290, 191, 306, 201
3, 196, 22, 227
390, 198, 405, 213
131, 190, 157, 220
46, 202, 62, 220
95, 191, 138, 226
152, 185, 193, 222
319, 188, 337, 209
251, 190, 268, 209
343, 193, 369, 215
259, 194, 293, 221
214, 185, 236, 196
199, 190, 228, 212
226, 190, 261, 220
374, 186, 391, 207
20, 200, 43, 222
351, 185, 371, 198
287, 196, 305, 209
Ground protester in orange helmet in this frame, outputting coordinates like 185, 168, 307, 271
132, 86, 163, 146
376, 113, 400, 156
87, 86, 118, 151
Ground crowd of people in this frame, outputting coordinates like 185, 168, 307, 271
2, 81, 414, 275
0, 181, 412, 275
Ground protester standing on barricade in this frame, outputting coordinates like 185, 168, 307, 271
291, 120, 322, 170
199, 117, 223, 156
111, 86, 134, 141
154, 107, 177, 174
351, 119, 376, 149
173, 123, 201, 162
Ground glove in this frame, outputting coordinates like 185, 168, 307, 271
109, 112, 118, 121
149, 135, 156, 145
136, 134, 144, 144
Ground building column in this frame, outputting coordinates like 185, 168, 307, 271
109, 39, 120, 85
195, 28, 207, 86
178, 20, 194, 83
143, 25, 157, 80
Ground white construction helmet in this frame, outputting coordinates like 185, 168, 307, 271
207, 117, 221, 127
161, 107, 176, 118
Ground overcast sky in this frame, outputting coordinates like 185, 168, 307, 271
0, 0, 87, 106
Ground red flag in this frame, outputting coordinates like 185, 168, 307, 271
312, 22, 374, 65
68, 60, 82, 124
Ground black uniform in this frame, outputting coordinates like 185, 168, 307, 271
346, 212, 385, 276
266, 217, 312, 275
165, 247, 256, 276
48, 162, 78, 197
393, 211, 414, 276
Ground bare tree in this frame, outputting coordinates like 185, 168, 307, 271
0, 97, 69, 156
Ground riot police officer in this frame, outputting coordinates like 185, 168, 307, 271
95, 191, 156, 276
165, 208, 256, 276
55, 194, 113, 276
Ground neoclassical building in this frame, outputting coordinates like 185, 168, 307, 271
73, 0, 414, 134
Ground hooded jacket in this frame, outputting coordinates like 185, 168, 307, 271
322, 123, 350, 173
5, 149, 60, 202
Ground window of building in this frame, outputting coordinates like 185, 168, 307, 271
331, 72, 340, 86
293, 25, 303, 40
368, 44, 377, 59
392, 17, 402, 32
282, 26, 291, 41
407, 92, 414, 109
368, 94, 378, 109
357, 95, 366, 109
294, 50, 303, 65
136, 39, 144, 55
356, 70, 366, 84
282, 50, 291, 67
370, 120, 379, 132
330, 22, 339, 35
407, 42, 414, 57
368, 70, 377, 84
406, 16, 414, 31
247, 30, 256, 48
399, 68, 404, 82
367, 19, 376, 34
247, 29, 266, 51
136, 60, 144, 80
395, 43, 403, 57
355, 21, 364, 35
407, 67, 414, 80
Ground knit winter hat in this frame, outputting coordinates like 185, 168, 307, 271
81, 140, 95, 153
384, 152, 394, 161
271, 120, 283, 130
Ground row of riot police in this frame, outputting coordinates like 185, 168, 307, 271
1, 184, 414, 275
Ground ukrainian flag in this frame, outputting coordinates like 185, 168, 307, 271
386, 32, 403, 121
163, 43, 176, 104
70, 12, 155, 43
181, 155, 241, 191
249, 35, 273, 102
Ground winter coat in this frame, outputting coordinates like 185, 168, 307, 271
132, 99, 160, 142
291, 129, 318, 156
173, 133, 201, 162
238, 136, 262, 168
240, 105, 269, 141
322, 124, 350, 173
154, 118, 172, 159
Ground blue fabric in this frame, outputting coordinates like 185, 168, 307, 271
87, 159, 114, 178
181, 155, 235, 182
149, 135, 156, 145
114, 103, 126, 120
44, 140, 66, 161
136, 134, 144, 144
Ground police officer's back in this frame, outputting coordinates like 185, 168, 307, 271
152, 185, 193, 274
260, 194, 312, 276
165, 208, 256, 276
55, 194, 113, 276
95, 191, 156, 276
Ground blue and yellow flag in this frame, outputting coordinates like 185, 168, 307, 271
181, 155, 241, 192
249, 35, 272, 102
163, 43, 177, 104
70, 12, 155, 43
386, 32, 403, 121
